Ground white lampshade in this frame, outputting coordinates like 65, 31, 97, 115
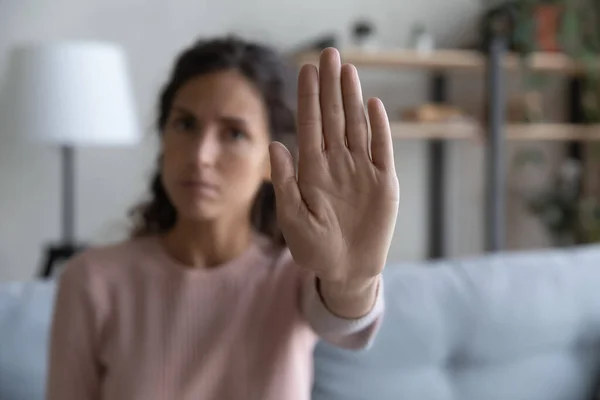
2, 41, 141, 146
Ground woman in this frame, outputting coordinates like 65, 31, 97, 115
47, 36, 399, 400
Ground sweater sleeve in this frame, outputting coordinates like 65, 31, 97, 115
46, 255, 105, 400
300, 271, 384, 350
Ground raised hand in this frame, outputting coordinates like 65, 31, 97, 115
269, 48, 399, 318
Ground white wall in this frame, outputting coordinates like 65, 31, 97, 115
0, 0, 561, 281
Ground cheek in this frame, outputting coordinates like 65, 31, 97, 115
160, 146, 179, 181
162, 132, 185, 157
161, 132, 195, 168
160, 136, 189, 192
220, 148, 268, 194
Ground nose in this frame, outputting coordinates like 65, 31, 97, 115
194, 128, 220, 167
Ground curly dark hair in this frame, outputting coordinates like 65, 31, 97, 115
129, 36, 297, 245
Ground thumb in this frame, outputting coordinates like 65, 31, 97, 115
269, 141, 302, 217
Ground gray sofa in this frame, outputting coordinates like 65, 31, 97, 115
2, 245, 600, 400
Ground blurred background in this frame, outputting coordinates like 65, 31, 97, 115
1, 0, 598, 281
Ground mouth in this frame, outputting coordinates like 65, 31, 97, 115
180, 180, 220, 198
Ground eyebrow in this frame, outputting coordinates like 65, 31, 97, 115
171, 105, 197, 118
171, 105, 248, 128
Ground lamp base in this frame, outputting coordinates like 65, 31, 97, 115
39, 243, 85, 279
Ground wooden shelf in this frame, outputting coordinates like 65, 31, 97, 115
389, 122, 600, 141
506, 123, 600, 141
294, 49, 599, 75
390, 121, 479, 139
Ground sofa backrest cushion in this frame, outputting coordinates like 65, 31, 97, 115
0, 280, 56, 400
313, 246, 600, 400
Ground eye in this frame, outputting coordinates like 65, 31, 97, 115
226, 127, 248, 141
172, 115, 196, 132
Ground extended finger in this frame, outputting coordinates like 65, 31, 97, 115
269, 142, 303, 216
368, 98, 395, 170
319, 48, 346, 150
341, 64, 368, 153
297, 64, 323, 156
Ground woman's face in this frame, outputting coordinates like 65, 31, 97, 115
161, 70, 271, 223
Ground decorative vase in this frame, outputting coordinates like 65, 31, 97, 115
409, 23, 434, 55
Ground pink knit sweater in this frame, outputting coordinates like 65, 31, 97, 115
46, 235, 384, 400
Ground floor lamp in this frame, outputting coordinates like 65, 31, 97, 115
2, 41, 141, 278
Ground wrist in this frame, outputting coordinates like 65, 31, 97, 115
318, 276, 379, 297
317, 275, 380, 319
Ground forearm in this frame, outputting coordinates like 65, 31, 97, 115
318, 275, 381, 319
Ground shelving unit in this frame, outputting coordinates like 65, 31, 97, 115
295, 49, 599, 74
294, 41, 600, 258
388, 122, 478, 140
387, 122, 600, 141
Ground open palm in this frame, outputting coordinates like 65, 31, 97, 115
269, 48, 399, 287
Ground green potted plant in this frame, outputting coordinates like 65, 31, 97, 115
510, 0, 600, 122
503, 0, 600, 245
515, 152, 600, 246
